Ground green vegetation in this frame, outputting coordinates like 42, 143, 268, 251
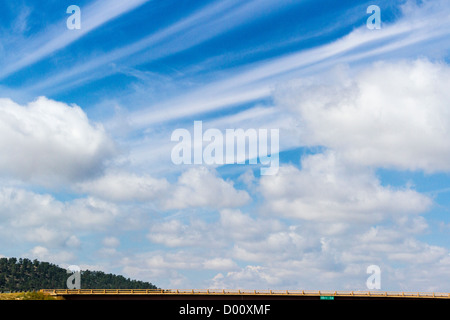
0, 257, 157, 292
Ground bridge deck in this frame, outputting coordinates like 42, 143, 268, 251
40, 289, 450, 300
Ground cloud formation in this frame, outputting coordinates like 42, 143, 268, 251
78, 166, 250, 210
276, 59, 450, 172
77, 171, 169, 202
259, 152, 432, 222
0, 97, 115, 184
161, 167, 251, 210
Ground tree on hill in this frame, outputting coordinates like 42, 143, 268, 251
0, 257, 157, 292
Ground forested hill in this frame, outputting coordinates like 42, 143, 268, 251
0, 257, 158, 292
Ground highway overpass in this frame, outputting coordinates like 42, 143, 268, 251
40, 289, 450, 300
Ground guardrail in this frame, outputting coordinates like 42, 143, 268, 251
39, 289, 450, 299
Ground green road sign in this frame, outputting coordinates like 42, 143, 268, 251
320, 296, 335, 300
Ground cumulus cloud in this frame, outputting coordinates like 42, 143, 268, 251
206, 248, 449, 291
27, 246, 75, 264
276, 59, 450, 173
119, 250, 239, 288
78, 166, 249, 210
77, 171, 170, 202
218, 209, 283, 241
147, 219, 212, 247
204, 216, 450, 291
136, 157, 447, 290
210, 265, 279, 289
0, 96, 115, 184
147, 209, 282, 249
161, 167, 250, 210
202, 257, 237, 270
0, 187, 119, 248
259, 151, 432, 222
102, 236, 120, 248
114, 197, 450, 290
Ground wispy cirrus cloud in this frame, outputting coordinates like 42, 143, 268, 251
21, 0, 299, 96
0, 0, 149, 80
123, 0, 450, 130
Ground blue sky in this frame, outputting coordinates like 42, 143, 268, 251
0, 0, 449, 291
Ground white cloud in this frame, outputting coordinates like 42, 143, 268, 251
202, 258, 237, 271
24, 226, 62, 244
64, 197, 119, 230
161, 167, 250, 210
102, 236, 120, 248
1, 1, 449, 293
78, 166, 249, 211
124, 0, 450, 129
0, 187, 120, 248
77, 171, 169, 202
113, 194, 449, 291
276, 59, 450, 173
0, 97, 115, 184
147, 219, 212, 247
210, 265, 279, 289
136, 150, 448, 290
65, 235, 81, 248
204, 219, 450, 291
27, 246, 75, 264
147, 209, 282, 249
218, 209, 283, 241
119, 250, 239, 288
259, 152, 432, 222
